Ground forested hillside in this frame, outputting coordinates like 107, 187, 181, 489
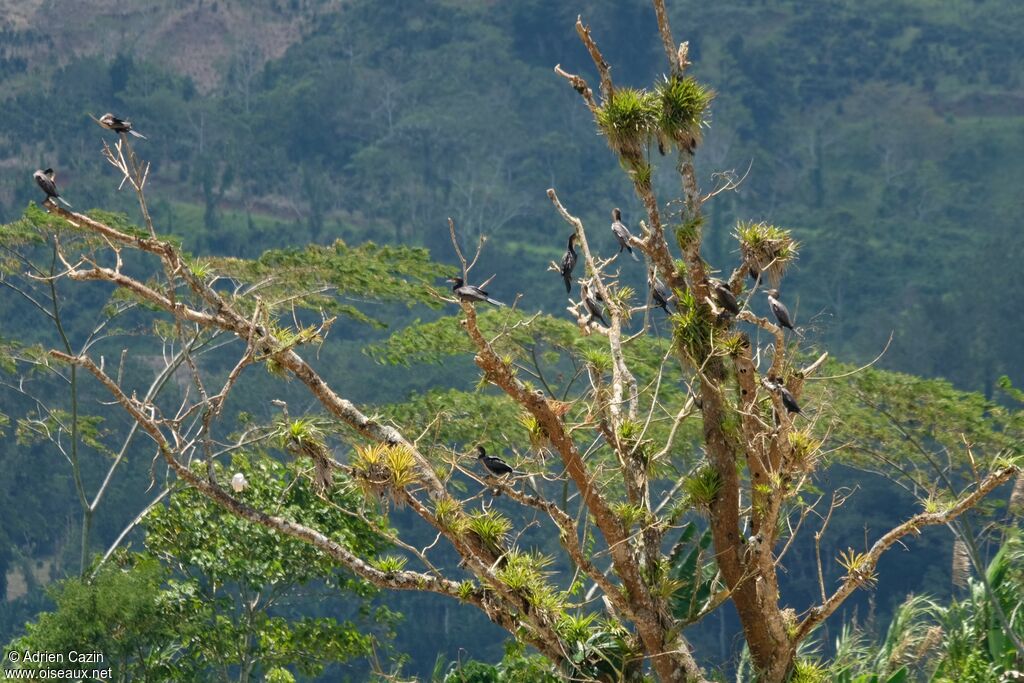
1, 0, 1021, 388
0, 0, 1021, 679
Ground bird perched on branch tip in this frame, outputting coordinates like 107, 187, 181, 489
33, 168, 72, 207
448, 277, 505, 306
560, 234, 578, 294
98, 112, 147, 139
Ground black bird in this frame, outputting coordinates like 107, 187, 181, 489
778, 386, 802, 414
448, 277, 505, 306
476, 446, 514, 477
764, 376, 802, 414
710, 278, 740, 315
98, 113, 147, 139
610, 208, 640, 261
748, 263, 761, 282
650, 276, 673, 314
581, 282, 609, 327
33, 168, 72, 207
765, 289, 795, 331
560, 234, 578, 294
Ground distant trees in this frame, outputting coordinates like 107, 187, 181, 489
0, 2, 1021, 682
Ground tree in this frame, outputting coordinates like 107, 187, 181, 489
5, 456, 391, 682
1, 2, 1019, 681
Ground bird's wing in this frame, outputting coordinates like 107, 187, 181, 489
774, 300, 792, 325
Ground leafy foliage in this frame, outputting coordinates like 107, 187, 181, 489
5, 456, 391, 680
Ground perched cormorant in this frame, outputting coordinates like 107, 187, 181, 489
581, 282, 609, 327
764, 376, 802, 414
98, 113, 147, 139
448, 277, 505, 306
560, 234, 578, 294
476, 445, 514, 477
610, 208, 640, 261
710, 278, 740, 315
765, 289, 794, 331
649, 276, 673, 314
33, 168, 72, 207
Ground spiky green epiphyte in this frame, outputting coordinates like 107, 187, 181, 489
186, 257, 213, 281
612, 502, 649, 531
519, 412, 551, 452
555, 613, 599, 644
670, 289, 713, 364
370, 554, 408, 574
496, 550, 562, 611
267, 320, 325, 353
556, 618, 639, 682
273, 416, 336, 492
718, 333, 748, 357
616, 418, 653, 465
683, 465, 723, 511
466, 509, 513, 555
628, 159, 653, 191
278, 416, 325, 446
789, 658, 830, 683
456, 580, 477, 602
595, 87, 660, 156
610, 284, 636, 308
582, 348, 613, 374
787, 428, 822, 471
674, 215, 704, 252
350, 443, 417, 504
837, 547, 878, 586
656, 74, 714, 145
735, 220, 799, 287
433, 496, 468, 534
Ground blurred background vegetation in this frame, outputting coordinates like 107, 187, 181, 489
0, 0, 1021, 679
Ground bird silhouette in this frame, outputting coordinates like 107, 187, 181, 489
560, 234, 578, 293
33, 168, 72, 207
610, 208, 640, 261
448, 277, 505, 306
98, 112, 147, 139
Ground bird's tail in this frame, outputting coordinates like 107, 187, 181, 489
129, 129, 147, 140
56, 196, 73, 208
628, 247, 639, 262
486, 297, 506, 307
563, 276, 572, 294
